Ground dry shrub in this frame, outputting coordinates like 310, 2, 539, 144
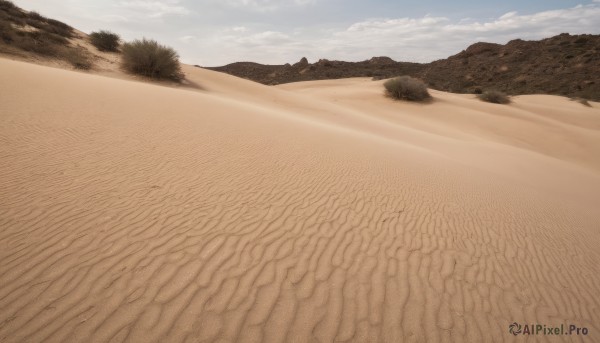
121, 38, 183, 81
477, 90, 511, 104
27, 11, 45, 21
384, 76, 432, 102
90, 30, 120, 52
65, 48, 92, 70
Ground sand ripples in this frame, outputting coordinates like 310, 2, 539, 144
1, 59, 600, 342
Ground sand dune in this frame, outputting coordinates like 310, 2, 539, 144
1, 58, 599, 342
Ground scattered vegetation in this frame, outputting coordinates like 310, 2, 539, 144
121, 39, 184, 81
13, 31, 66, 56
384, 76, 432, 102
90, 30, 120, 52
477, 90, 511, 104
22, 11, 73, 38
1, 0, 73, 55
0, 1, 91, 70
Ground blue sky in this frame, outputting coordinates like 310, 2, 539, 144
12, 0, 600, 66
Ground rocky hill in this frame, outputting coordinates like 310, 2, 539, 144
424, 34, 599, 100
206, 33, 600, 101
205, 57, 426, 85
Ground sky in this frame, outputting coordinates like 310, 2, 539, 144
11, 0, 600, 66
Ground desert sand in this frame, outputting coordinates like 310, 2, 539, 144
1, 57, 599, 342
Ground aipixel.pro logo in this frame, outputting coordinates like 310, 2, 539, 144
509, 322, 589, 336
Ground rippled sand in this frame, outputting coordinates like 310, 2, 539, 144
1, 58, 599, 342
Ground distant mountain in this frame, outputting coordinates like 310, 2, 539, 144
205, 57, 426, 86
205, 33, 600, 101
424, 34, 599, 100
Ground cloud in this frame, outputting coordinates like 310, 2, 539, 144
345, 16, 450, 35
231, 26, 248, 33
118, 0, 189, 18
216, 30, 292, 48
179, 35, 197, 43
218, 0, 316, 12
328, 4, 600, 62
99, 14, 130, 23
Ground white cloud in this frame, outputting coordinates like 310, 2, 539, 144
345, 16, 450, 34
179, 35, 197, 43
118, 0, 189, 18
99, 14, 130, 23
218, 0, 316, 12
231, 26, 248, 33
220, 30, 292, 46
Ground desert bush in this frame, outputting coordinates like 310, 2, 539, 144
384, 76, 432, 102
477, 90, 511, 104
121, 38, 183, 81
65, 48, 92, 70
27, 11, 45, 21
90, 30, 120, 52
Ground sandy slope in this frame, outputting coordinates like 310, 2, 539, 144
1, 58, 599, 343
